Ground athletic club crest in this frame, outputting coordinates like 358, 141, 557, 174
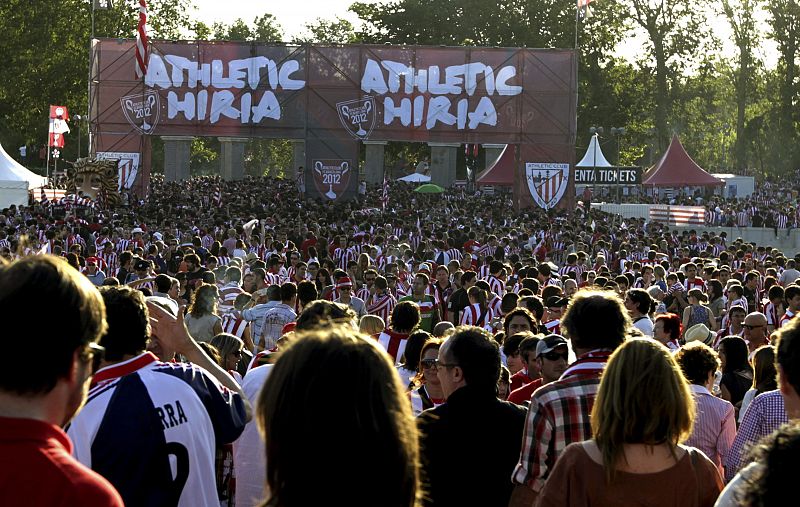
525, 162, 570, 210
312, 159, 352, 200
120, 89, 161, 134
337, 96, 376, 140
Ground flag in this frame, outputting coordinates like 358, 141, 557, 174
214, 184, 223, 207
40, 187, 49, 206
134, 0, 149, 78
48, 105, 70, 147
380, 176, 389, 210
578, 0, 594, 18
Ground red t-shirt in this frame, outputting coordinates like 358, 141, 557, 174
507, 378, 544, 405
0, 416, 123, 506
509, 370, 534, 393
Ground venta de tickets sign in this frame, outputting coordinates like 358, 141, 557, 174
141, 54, 523, 138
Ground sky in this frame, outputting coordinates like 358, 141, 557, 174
190, 0, 779, 67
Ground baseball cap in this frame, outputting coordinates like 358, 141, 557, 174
85, 256, 99, 266
134, 259, 150, 271
536, 334, 568, 358
336, 277, 353, 289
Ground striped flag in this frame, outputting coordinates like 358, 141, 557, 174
649, 205, 705, 226
214, 184, 223, 207
578, 0, 594, 18
380, 176, 389, 210
134, 0, 149, 78
40, 187, 49, 206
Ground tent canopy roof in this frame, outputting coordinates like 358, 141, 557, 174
642, 135, 723, 187
0, 142, 47, 188
576, 134, 612, 167
476, 144, 515, 186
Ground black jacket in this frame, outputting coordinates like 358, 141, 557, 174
417, 384, 527, 507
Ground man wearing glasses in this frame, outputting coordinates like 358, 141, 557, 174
0, 256, 123, 505
334, 277, 366, 319
417, 327, 526, 507
742, 312, 770, 359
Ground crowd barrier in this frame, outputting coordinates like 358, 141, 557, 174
591, 203, 800, 255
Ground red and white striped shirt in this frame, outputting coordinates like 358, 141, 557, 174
779, 309, 795, 329
459, 302, 494, 331
221, 312, 249, 341
218, 283, 243, 312
368, 292, 397, 324
487, 275, 505, 296
377, 328, 410, 363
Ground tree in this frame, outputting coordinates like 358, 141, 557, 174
721, 0, 761, 171
626, 0, 710, 151
299, 17, 358, 44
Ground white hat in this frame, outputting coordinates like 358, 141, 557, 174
684, 324, 714, 346
131, 227, 144, 234
152, 231, 163, 241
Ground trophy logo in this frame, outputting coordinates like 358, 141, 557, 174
525, 163, 570, 210
312, 159, 352, 200
120, 89, 161, 135
337, 96, 376, 140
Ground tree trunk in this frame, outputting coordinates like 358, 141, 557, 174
653, 37, 670, 152
734, 41, 748, 171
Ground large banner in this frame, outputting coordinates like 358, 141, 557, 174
649, 205, 706, 226
91, 40, 576, 202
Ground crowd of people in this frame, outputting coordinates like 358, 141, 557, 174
1, 172, 800, 507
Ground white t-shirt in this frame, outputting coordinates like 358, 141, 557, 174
632, 316, 654, 337
234, 364, 274, 507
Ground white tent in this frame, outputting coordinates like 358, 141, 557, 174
576, 133, 613, 167
0, 142, 47, 209
397, 172, 431, 183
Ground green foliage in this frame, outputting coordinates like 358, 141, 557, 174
298, 17, 359, 44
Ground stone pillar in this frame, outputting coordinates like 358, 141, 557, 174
218, 137, 248, 181
428, 142, 460, 187
483, 143, 506, 170
162, 136, 193, 182
363, 140, 387, 185
291, 140, 305, 180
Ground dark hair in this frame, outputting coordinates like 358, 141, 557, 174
280, 282, 297, 302
655, 313, 683, 340
775, 317, 800, 394
154, 273, 173, 293
518, 334, 541, 362
297, 280, 318, 307
675, 341, 720, 385
445, 326, 501, 389
392, 301, 421, 333
785, 285, 800, 301
295, 300, 357, 331
503, 308, 537, 335
401, 331, 431, 372
502, 331, 533, 357
751, 345, 778, 394
719, 336, 753, 375
258, 326, 420, 507
98, 285, 150, 361
518, 295, 544, 321
740, 422, 800, 507
561, 290, 630, 351
626, 288, 655, 315
0, 256, 107, 395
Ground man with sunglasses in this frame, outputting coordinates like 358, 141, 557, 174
507, 335, 568, 406
742, 312, 769, 359
0, 256, 123, 506
333, 277, 366, 319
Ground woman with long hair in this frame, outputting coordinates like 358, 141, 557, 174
409, 338, 445, 416
397, 330, 430, 387
738, 345, 777, 423
257, 326, 421, 507
683, 288, 717, 334
185, 283, 223, 343
718, 336, 754, 409
315, 268, 333, 294
707, 280, 726, 326
211, 332, 245, 384
537, 339, 723, 506
460, 286, 493, 331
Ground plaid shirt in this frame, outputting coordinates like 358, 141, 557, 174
511, 349, 612, 492
723, 390, 787, 482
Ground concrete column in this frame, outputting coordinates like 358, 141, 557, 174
428, 142, 460, 187
483, 143, 506, 169
363, 140, 387, 185
291, 140, 305, 180
218, 137, 248, 181
162, 136, 193, 182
